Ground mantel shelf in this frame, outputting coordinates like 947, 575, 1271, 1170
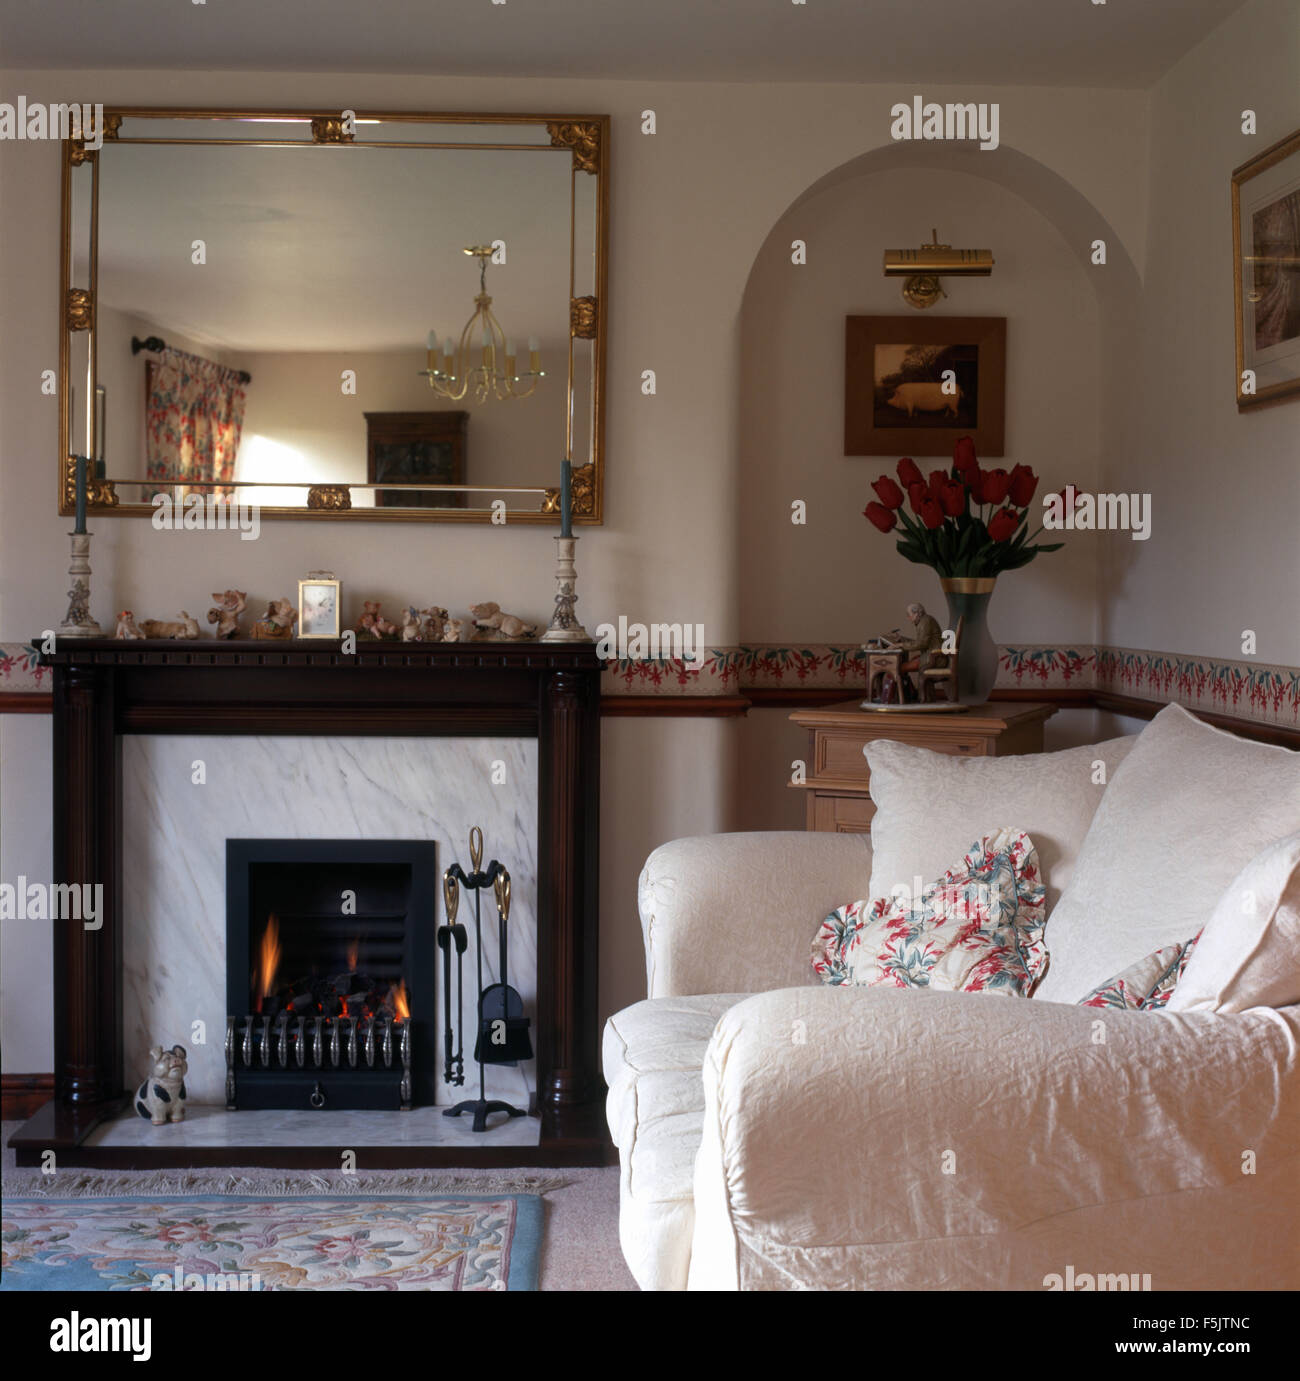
37, 637, 602, 672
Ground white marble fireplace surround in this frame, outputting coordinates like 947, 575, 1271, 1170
122, 736, 539, 1135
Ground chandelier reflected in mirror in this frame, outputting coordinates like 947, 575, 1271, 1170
421, 245, 545, 403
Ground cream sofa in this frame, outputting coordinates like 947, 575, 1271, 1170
603, 706, 1300, 1291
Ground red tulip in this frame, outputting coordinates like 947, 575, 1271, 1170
917, 497, 944, 530
988, 506, 1021, 542
1053, 484, 1080, 517
953, 436, 978, 475
897, 457, 923, 490
871, 475, 905, 509
864, 501, 897, 533
1008, 464, 1038, 508
908, 480, 929, 514
980, 468, 1011, 505
927, 469, 949, 497
936, 478, 965, 517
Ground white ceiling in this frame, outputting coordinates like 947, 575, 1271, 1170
0, 0, 1247, 87
96, 143, 574, 352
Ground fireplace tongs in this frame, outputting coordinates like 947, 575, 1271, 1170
439, 869, 467, 1085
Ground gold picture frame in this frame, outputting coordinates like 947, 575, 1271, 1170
1231, 128, 1300, 411
298, 574, 341, 639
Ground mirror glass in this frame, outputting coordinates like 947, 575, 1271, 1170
59, 112, 607, 523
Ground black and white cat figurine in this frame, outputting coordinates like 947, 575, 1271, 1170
135, 1044, 187, 1125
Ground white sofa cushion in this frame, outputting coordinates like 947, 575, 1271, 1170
866, 733, 1136, 915
1168, 831, 1300, 1015
1035, 704, 1300, 1004
602, 994, 746, 1290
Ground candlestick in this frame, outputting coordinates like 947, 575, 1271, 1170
560, 458, 573, 538
540, 534, 590, 642
58, 530, 103, 638
74, 454, 87, 535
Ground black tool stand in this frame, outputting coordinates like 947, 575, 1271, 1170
443, 850, 527, 1133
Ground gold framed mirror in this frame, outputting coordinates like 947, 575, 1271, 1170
58, 109, 608, 524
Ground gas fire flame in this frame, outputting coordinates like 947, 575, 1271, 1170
255, 914, 281, 1013
391, 978, 410, 1022
346, 936, 359, 973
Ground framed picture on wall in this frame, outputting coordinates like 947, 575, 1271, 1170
365, 411, 468, 508
1232, 128, 1300, 411
845, 315, 1006, 456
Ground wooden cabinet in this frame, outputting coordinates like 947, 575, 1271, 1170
789, 700, 1055, 834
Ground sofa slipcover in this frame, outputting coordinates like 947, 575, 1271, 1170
603, 994, 747, 1290
689, 987, 1300, 1291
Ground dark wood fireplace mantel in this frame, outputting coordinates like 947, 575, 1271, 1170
14, 638, 605, 1167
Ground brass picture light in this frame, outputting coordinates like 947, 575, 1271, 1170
883, 229, 994, 308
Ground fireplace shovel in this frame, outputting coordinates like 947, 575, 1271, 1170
474, 870, 533, 1067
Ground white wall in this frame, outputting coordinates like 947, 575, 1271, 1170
1104, 0, 1300, 665
0, 65, 1160, 1071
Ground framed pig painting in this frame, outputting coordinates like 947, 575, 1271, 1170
845, 315, 1006, 456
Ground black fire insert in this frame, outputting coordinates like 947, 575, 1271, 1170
225, 840, 437, 1110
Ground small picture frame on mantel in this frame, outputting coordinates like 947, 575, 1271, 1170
298, 572, 341, 639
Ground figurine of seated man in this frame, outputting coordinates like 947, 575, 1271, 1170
891, 602, 948, 677
870, 602, 947, 702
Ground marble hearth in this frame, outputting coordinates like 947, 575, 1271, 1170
87, 1105, 541, 1151
123, 736, 538, 1124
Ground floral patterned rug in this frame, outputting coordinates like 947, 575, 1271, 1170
1, 1193, 541, 1291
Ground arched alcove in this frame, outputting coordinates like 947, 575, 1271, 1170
727, 142, 1141, 828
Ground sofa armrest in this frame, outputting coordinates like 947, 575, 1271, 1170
638, 832, 873, 999
689, 987, 1300, 1291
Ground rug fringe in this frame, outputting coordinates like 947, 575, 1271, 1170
10, 1169, 571, 1199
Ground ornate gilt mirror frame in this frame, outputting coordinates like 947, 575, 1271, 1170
57, 109, 608, 524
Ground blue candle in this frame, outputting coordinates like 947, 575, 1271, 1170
74, 454, 87, 534
560, 458, 573, 538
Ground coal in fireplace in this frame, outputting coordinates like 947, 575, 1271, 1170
225, 840, 437, 1111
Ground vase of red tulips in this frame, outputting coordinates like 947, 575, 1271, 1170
863, 437, 1064, 703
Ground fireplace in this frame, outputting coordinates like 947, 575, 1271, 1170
17, 637, 602, 1168
225, 841, 437, 1111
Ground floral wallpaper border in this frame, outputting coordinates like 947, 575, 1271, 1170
0, 642, 52, 693
3, 640, 1296, 728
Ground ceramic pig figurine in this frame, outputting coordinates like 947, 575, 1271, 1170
135, 1044, 188, 1125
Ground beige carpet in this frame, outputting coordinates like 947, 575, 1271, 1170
1, 1120, 635, 1291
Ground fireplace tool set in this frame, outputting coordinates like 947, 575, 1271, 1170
439, 826, 533, 1132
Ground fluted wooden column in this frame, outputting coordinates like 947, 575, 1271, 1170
536, 666, 600, 1108
52, 663, 121, 1103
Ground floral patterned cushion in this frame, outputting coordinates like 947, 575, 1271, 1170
811, 828, 1047, 995
1077, 932, 1202, 1011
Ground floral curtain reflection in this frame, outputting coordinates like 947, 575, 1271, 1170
145, 347, 248, 498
